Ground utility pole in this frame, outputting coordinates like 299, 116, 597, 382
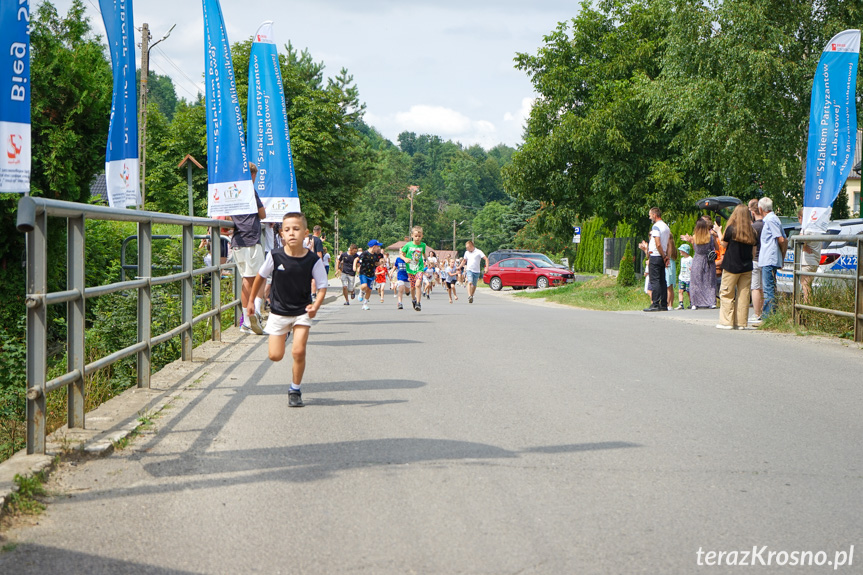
453, 219, 465, 251
139, 23, 150, 208
138, 23, 175, 208
334, 211, 340, 257
453, 220, 456, 251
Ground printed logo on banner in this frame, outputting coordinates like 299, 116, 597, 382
7, 134, 23, 163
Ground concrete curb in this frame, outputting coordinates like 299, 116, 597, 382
0, 292, 340, 520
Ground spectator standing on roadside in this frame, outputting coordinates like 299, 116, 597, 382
717, 205, 757, 329
758, 197, 787, 318
677, 244, 692, 309
643, 207, 670, 312
685, 218, 718, 309
322, 246, 331, 277
665, 234, 678, 310
231, 162, 267, 335
461, 240, 489, 304
748, 199, 765, 323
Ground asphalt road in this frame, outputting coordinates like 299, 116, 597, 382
2, 285, 863, 574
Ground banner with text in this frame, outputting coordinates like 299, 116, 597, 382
247, 21, 300, 222
803, 29, 860, 233
0, 0, 31, 193
100, 0, 140, 207
203, 0, 255, 217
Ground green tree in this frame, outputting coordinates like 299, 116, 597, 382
617, 242, 636, 286
640, 0, 863, 215
0, 0, 113, 327
139, 71, 179, 121
29, 0, 112, 204
505, 0, 692, 231
143, 97, 208, 216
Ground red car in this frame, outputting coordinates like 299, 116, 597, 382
483, 257, 575, 291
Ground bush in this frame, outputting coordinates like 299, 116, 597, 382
617, 242, 636, 286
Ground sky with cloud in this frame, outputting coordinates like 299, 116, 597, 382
42, 1, 578, 149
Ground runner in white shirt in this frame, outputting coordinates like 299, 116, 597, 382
460, 240, 489, 304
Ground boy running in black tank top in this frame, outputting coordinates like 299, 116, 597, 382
246, 213, 328, 407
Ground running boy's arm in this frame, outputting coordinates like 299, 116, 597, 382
246, 274, 267, 318
306, 259, 329, 318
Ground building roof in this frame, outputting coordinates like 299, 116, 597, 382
385, 240, 409, 251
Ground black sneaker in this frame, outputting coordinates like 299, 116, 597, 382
643, 306, 661, 312
288, 389, 304, 408
415, 301, 421, 311
397, 303, 403, 310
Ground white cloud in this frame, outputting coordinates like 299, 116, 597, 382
395, 105, 472, 135
504, 97, 534, 125
368, 105, 503, 149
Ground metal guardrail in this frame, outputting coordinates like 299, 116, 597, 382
16, 196, 243, 455
788, 234, 863, 342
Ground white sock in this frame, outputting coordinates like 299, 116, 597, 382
290, 383, 300, 391
242, 310, 250, 326
254, 297, 263, 315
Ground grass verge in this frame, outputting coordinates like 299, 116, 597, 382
111, 410, 157, 451
513, 275, 651, 311
5, 472, 48, 516
761, 283, 856, 339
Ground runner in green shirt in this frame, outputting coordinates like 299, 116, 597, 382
400, 226, 428, 311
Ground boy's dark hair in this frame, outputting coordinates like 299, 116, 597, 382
349, 243, 358, 250
283, 212, 308, 230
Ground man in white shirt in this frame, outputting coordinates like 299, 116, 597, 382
644, 207, 670, 312
461, 240, 489, 304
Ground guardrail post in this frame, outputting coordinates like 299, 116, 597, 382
26, 210, 47, 454
181, 223, 193, 361
234, 247, 242, 328
137, 222, 152, 388
67, 215, 85, 428
211, 228, 222, 341
856, 239, 863, 343
792, 240, 801, 327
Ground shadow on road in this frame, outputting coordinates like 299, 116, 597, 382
56, 439, 640, 506
0, 544, 198, 574
309, 338, 420, 347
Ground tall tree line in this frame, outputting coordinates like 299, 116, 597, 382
337, 129, 520, 255
505, 0, 863, 241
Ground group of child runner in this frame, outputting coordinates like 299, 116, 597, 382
336, 226, 480, 311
